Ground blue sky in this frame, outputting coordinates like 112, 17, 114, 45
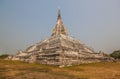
0, 0, 120, 54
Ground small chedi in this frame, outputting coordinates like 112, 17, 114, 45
10, 9, 112, 67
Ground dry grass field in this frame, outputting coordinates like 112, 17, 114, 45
0, 60, 120, 79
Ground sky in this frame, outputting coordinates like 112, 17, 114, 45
0, 0, 120, 55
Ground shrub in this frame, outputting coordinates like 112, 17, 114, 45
110, 50, 120, 59
0, 54, 9, 59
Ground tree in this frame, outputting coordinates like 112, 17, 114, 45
110, 50, 120, 59
0, 54, 9, 59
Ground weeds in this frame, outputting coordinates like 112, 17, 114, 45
0, 60, 120, 79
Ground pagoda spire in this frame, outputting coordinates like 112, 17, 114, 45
57, 8, 61, 20
51, 9, 68, 36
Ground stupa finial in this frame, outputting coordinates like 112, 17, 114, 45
51, 9, 68, 36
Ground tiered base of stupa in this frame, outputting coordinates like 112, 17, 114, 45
9, 34, 112, 67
